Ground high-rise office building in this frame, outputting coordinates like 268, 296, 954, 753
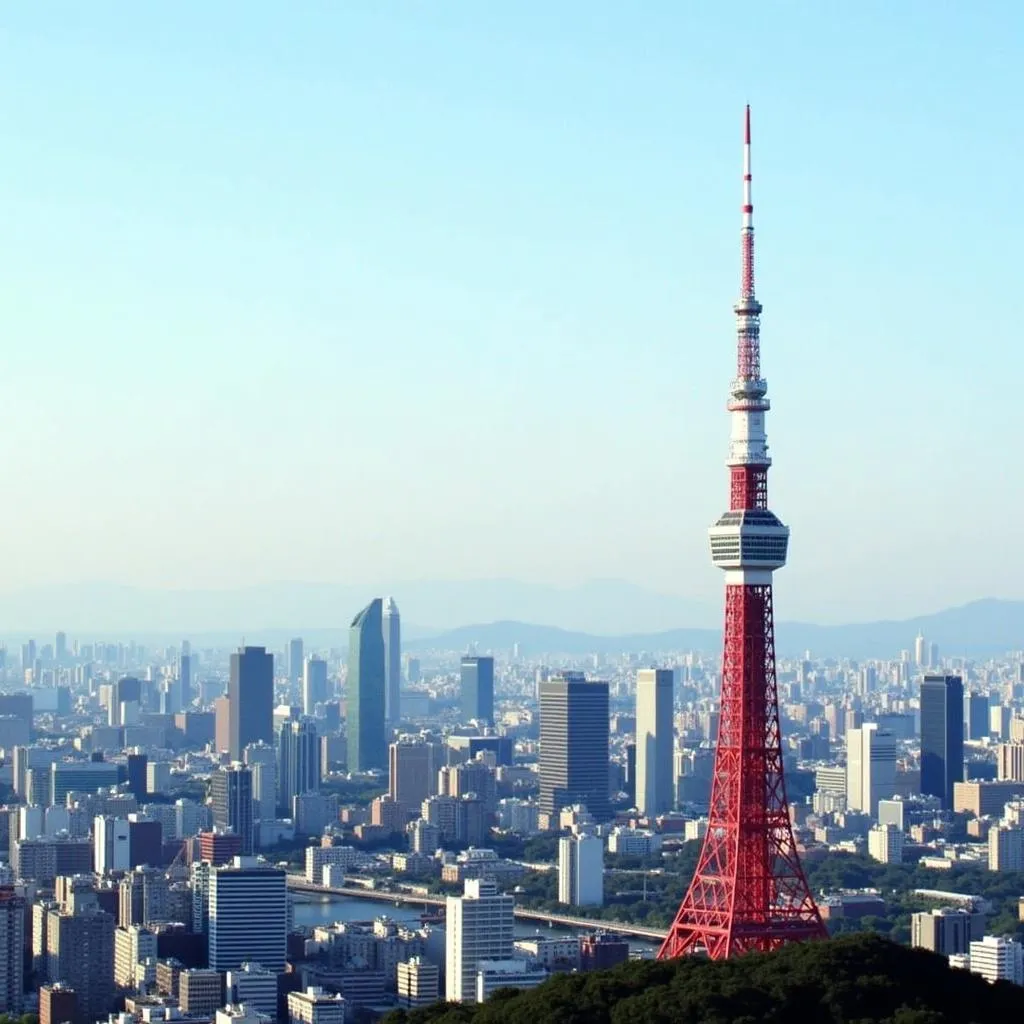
382, 597, 401, 726
180, 649, 193, 706
389, 739, 438, 815
94, 815, 130, 875
210, 764, 255, 856
278, 718, 321, 812
126, 752, 148, 800
921, 674, 964, 808
302, 656, 328, 717
460, 656, 495, 726
968, 692, 990, 741
208, 857, 287, 973
244, 742, 278, 822
539, 673, 610, 821
228, 647, 274, 761
0, 889, 25, 1013
635, 668, 674, 817
557, 832, 603, 907
119, 867, 170, 928
288, 638, 304, 697
846, 724, 897, 817
347, 599, 387, 773
45, 900, 114, 1024
445, 879, 514, 1003
914, 633, 927, 667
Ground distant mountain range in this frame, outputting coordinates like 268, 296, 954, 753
0, 580, 1017, 658
0, 578, 714, 640
409, 599, 1024, 658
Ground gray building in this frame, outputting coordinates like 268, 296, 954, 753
288, 638, 304, 697
278, 718, 321, 812
921, 674, 964, 809
228, 646, 274, 761
383, 597, 401, 726
539, 673, 610, 821
348, 599, 387, 773
210, 764, 255, 856
46, 900, 114, 1024
460, 656, 494, 726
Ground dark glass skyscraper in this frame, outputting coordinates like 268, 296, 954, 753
539, 672, 610, 821
920, 674, 964, 808
210, 763, 255, 856
460, 656, 495, 725
228, 646, 274, 761
967, 692, 989, 741
348, 599, 387, 772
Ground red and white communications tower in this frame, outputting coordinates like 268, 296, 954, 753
659, 108, 828, 959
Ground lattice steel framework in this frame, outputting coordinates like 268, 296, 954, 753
659, 107, 827, 960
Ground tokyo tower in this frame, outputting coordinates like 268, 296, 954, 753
659, 108, 828, 959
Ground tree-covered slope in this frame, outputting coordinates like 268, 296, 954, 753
383, 934, 1024, 1024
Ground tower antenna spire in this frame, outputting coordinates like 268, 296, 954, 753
742, 104, 754, 299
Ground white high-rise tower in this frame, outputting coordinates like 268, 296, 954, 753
635, 668, 674, 816
382, 597, 401, 726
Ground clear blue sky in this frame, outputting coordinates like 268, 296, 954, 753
1, 3, 1020, 623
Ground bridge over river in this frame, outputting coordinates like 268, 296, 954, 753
286, 874, 667, 942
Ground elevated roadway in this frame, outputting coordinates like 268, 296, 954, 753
286, 874, 666, 941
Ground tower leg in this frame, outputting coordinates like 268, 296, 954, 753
659, 584, 826, 959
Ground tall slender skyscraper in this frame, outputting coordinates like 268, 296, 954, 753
460, 656, 495, 725
539, 673, 610, 821
382, 597, 401, 726
302, 656, 328, 717
348, 599, 387, 773
179, 650, 193, 707
846, 723, 897, 817
277, 718, 321, 813
228, 647, 274, 761
635, 668, 674, 817
921, 674, 964, 808
288, 638, 304, 698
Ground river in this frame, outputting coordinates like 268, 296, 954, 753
292, 893, 659, 955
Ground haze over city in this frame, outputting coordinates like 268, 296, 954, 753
3, 7, 1024, 1024
4, 4, 1022, 627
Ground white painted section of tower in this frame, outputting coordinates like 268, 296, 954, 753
723, 569, 775, 586
728, 409, 770, 465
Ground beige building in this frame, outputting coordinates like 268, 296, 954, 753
287, 986, 346, 1024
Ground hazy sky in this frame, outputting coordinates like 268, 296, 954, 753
1, 4, 1021, 624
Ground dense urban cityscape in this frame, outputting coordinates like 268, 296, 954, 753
5, 6, 1023, 1024
0, 611, 1017, 1023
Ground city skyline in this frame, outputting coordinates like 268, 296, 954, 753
2, 6, 1022, 622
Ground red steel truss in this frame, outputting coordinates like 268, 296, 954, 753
659, 583, 826, 958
